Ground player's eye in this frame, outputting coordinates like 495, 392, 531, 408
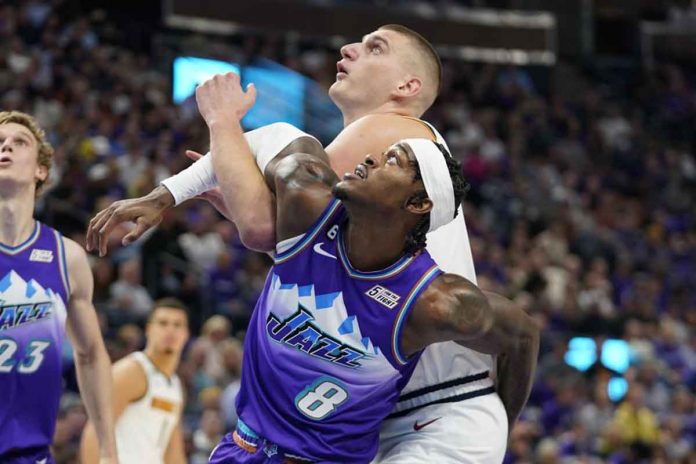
369, 44, 383, 55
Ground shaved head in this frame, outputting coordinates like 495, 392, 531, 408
379, 24, 442, 113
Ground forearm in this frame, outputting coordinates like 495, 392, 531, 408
495, 327, 539, 429
209, 120, 276, 250
75, 344, 117, 459
79, 422, 101, 464
455, 291, 540, 428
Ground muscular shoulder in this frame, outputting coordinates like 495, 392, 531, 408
413, 273, 474, 328
113, 354, 148, 402
341, 114, 434, 143
327, 114, 435, 174
402, 273, 490, 354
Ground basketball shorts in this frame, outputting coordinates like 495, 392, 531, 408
372, 392, 508, 464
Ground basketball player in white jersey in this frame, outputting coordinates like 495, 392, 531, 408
80, 298, 189, 464
86, 25, 539, 463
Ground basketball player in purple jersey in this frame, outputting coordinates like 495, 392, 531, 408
0, 112, 117, 464
191, 73, 539, 463
88, 26, 540, 463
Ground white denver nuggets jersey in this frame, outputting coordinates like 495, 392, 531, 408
115, 352, 183, 464
390, 119, 495, 416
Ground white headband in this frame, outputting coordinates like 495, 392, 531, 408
401, 138, 456, 233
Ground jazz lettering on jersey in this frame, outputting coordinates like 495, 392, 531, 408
266, 307, 367, 368
0, 301, 53, 331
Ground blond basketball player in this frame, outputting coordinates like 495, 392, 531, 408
86, 25, 539, 463
80, 298, 189, 464
0, 111, 117, 464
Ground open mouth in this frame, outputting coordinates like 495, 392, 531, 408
354, 164, 367, 180
336, 61, 348, 78
0, 156, 11, 166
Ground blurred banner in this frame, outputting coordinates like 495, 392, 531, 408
172, 56, 342, 141
163, 0, 557, 65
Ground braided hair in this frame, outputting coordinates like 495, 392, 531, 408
403, 143, 469, 256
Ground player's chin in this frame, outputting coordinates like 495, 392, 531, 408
332, 181, 351, 201
328, 81, 346, 96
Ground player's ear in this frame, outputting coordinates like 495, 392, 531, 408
35, 164, 48, 183
405, 192, 432, 216
395, 76, 423, 99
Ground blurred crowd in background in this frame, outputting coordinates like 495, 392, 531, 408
1, 0, 694, 463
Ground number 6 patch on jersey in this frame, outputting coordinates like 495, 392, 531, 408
295, 376, 348, 420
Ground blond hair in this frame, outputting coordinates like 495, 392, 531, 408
379, 24, 442, 114
0, 111, 54, 193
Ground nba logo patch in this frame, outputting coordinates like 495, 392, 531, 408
263, 444, 278, 458
366, 285, 400, 309
29, 249, 54, 263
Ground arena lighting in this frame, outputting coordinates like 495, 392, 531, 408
564, 337, 633, 401
564, 337, 597, 372
172, 56, 239, 104
565, 337, 633, 374
607, 377, 629, 402
172, 56, 306, 130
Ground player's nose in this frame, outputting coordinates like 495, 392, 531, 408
364, 154, 376, 166
340, 43, 359, 61
1, 140, 13, 152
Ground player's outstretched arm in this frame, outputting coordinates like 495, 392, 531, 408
85, 121, 300, 257
196, 72, 338, 246
80, 356, 148, 463
63, 238, 118, 464
404, 274, 540, 431
466, 291, 540, 431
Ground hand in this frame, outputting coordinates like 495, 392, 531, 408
98, 447, 119, 464
99, 457, 119, 464
86, 188, 174, 257
195, 72, 256, 127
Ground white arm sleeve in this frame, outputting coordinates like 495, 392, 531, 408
160, 123, 317, 206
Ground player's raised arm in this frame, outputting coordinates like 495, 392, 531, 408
62, 238, 118, 464
404, 274, 540, 430
195, 73, 339, 246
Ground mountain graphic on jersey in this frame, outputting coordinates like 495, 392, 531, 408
265, 272, 396, 377
0, 270, 65, 331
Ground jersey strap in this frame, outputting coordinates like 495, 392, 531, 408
273, 198, 343, 265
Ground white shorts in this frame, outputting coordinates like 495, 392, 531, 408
373, 393, 508, 464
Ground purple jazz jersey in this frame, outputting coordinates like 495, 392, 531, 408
235, 198, 443, 462
0, 222, 70, 455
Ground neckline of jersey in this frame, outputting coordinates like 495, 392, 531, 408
0, 221, 40, 254
336, 221, 414, 280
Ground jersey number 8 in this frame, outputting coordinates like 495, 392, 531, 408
295, 377, 348, 420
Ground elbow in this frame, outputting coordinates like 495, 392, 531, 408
73, 341, 106, 366
238, 219, 276, 252
515, 314, 541, 356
